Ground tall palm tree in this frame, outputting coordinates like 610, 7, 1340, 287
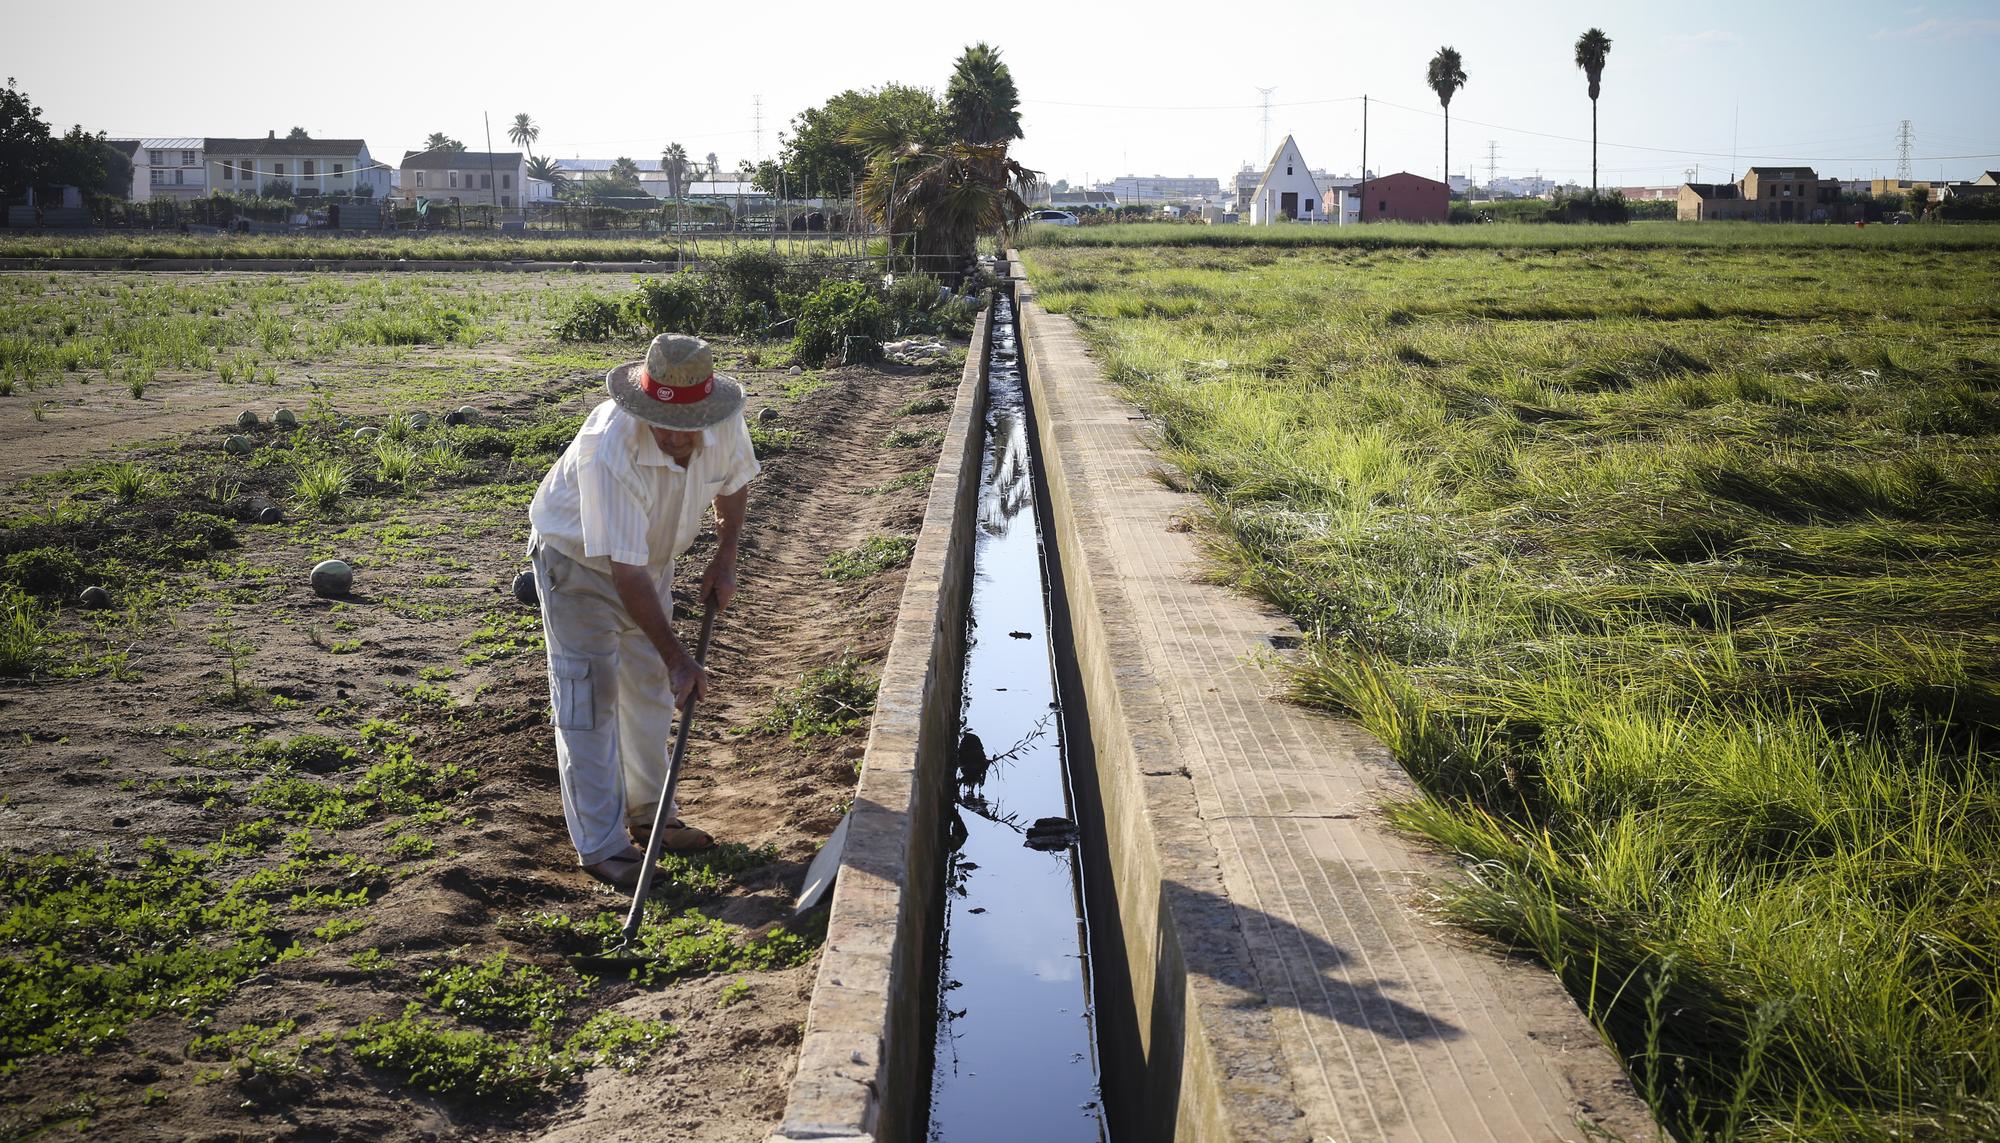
660, 142, 691, 199
1574, 29, 1612, 196
1425, 47, 1468, 191
848, 115, 1033, 282
508, 113, 539, 160
422, 132, 465, 154
946, 42, 1024, 146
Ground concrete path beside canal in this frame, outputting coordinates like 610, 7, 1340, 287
1014, 262, 1656, 1143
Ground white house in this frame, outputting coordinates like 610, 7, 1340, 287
1249, 136, 1327, 224
109, 139, 208, 201
206, 133, 389, 199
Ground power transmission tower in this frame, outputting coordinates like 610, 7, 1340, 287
1485, 140, 1498, 193
1255, 86, 1276, 159
1896, 120, 1914, 180
753, 95, 764, 164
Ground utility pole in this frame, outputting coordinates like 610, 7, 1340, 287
483, 112, 500, 221
1256, 86, 1276, 160
1896, 120, 1915, 181
1352, 96, 1368, 226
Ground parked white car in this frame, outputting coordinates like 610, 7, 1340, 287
1026, 209, 1079, 226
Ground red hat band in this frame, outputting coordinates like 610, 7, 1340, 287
639, 371, 715, 404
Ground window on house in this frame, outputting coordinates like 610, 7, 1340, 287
175, 169, 184, 185
1305, 199, 1314, 212
502, 195, 511, 207
149, 150, 164, 167
273, 162, 285, 177
333, 163, 344, 178
303, 160, 316, 177
479, 173, 491, 190
182, 150, 195, 166
501, 174, 511, 189
221, 163, 233, 182
150, 169, 165, 185
449, 171, 459, 189
1287, 165, 1293, 175
415, 171, 425, 188
1379, 200, 1387, 211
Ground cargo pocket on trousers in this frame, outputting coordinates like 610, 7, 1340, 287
549, 655, 595, 731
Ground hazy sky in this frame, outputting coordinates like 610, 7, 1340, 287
15, 0, 1999, 189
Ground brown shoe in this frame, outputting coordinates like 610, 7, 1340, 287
631, 818, 714, 853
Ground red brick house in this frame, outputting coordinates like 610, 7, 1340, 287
1358, 171, 1449, 223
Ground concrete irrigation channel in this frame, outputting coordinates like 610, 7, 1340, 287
768, 261, 1654, 1142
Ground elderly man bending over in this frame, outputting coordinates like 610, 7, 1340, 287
526, 333, 759, 890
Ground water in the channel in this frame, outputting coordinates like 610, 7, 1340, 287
921, 294, 1107, 1142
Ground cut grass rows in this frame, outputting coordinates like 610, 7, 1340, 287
1025, 241, 2000, 1141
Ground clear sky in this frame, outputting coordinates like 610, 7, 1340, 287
14, 0, 1999, 190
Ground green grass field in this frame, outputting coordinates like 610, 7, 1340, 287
0, 232, 870, 263
1023, 241, 2000, 1141
1021, 218, 2000, 252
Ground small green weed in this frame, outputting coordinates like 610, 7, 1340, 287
421, 951, 584, 1033
823, 535, 915, 581
294, 459, 353, 515
717, 979, 752, 1008
896, 395, 949, 416
760, 655, 877, 740
885, 427, 942, 449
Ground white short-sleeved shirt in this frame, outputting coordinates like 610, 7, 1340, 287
528, 400, 760, 577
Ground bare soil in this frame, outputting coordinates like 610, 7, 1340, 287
0, 308, 957, 1141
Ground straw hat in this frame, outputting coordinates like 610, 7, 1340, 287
607, 333, 745, 430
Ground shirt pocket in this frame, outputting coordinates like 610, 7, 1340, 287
549, 654, 595, 731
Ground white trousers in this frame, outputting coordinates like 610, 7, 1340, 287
531, 545, 680, 865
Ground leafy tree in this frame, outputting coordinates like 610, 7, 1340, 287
586, 156, 645, 203
945, 42, 1023, 146
508, 113, 539, 158
750, 159, 783, 194
777, 85, 946, 200
422, 132, 466, 154
263, 177, 294, 200
660, 142, 692, 199
1, 78, 54, 201
1574, 28, 1612, 196
1426, 47, 1468, 191
286, 126, 311, 141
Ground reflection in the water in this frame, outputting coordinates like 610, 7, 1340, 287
922, 296, 1108, 1142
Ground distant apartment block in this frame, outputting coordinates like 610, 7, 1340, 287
107, 139, 207, 201
206, 133, 389, 199
1679, 167, 1841, 221
1103, 175, 1221, 203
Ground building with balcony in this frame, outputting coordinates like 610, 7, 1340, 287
206, 133, 389, 199
108, 139, 207, 201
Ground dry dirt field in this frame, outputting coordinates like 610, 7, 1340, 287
0, 271, 961, 1140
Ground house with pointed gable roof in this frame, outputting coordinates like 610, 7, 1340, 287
1249, 136, 1326, 224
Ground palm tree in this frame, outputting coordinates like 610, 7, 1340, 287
1425, 47, 1468, 192
946, 42, 1024, 146
1574, 29, 1612, 197
849, 115, 1033, 282
526, 154, 563, 199
508, 113, 539, 160
422, 132, 465, 154
660, 142, 691, 199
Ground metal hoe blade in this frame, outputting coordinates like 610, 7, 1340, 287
619, 603, 717, 945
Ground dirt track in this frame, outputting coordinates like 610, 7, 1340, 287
0, 321, 955, 1139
